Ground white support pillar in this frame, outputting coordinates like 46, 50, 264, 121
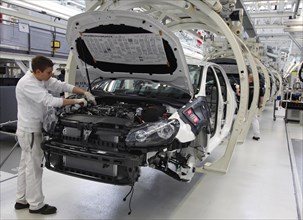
64, 51, 77, 96
235, 36, 260, 144
186, 0, 248, 173
272, 70, 283, 98
254, 58, 271, 113
15, 60, 28, 74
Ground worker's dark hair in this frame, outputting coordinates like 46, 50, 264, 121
31, 56, 54, 72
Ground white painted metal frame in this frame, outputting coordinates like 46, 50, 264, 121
198, 38, 272, 143
234, 35, 260, 143
271, 69, 283, 99
198, 37, 263, 144
253, 58, 271, 113
64, 0, 249, 173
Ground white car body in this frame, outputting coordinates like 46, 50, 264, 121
42, 10, 236, 184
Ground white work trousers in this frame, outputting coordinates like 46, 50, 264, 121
251, 115, 260, 138
16, 129, 45, 210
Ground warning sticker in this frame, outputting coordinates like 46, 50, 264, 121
81, 33, 168, 65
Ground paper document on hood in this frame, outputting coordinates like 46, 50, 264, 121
82, 33, 168, 65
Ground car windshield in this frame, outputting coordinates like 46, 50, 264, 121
92, 79, 191, 100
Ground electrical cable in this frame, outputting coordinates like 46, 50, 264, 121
78, 42, 92, 92
128, 186, 134, 215
84, 62, 92, 92
122, 185, 134, 215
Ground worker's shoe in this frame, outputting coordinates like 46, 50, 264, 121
15, 202, 30, 210
252, 136, 260, 141
29, 204, 57, 215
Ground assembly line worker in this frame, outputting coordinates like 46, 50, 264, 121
235, 71, 265, 140
14, 55, 96, 215
248, 72, 265, 141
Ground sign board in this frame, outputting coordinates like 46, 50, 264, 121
81, 33, 167, 65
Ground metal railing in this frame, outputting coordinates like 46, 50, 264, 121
0, 21, 69, 58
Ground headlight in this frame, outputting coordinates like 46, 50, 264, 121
126, 119, 180, 147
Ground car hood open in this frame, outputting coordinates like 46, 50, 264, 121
66, 10, 193, 96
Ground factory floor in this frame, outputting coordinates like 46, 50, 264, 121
0, 103, 302, 220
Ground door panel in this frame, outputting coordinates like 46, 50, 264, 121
205, 67, 220, 137
213, 66, 227, 128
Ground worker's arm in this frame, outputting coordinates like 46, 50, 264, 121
72, 86, 86, 95
63, 86, 93, 106
72, 87, 97, 105
62, 98, 87, 106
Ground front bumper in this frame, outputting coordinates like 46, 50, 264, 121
42, 140, 142, 185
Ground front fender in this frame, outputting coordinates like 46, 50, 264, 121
170, 96, 211, 143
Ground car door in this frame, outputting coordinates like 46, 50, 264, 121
202, 66, 223, 138
187, 63, 222, 130
211, 64, 237, 145
211, 66, 228, 130
189, 64, 224, 155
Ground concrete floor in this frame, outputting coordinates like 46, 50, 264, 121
0, 103, 302, 219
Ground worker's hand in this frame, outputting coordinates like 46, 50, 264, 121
74, 98, 87, 107
235, 84, 240, 96
84, 92, 97, 105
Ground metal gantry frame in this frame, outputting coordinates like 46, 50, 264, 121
198, 37, 274, 144
234, 35, 260, 143
254, 58, 271, 112
64, 0, 251, 173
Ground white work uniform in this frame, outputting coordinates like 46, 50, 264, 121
251, 115, 260, 138
15, 70, 74, 210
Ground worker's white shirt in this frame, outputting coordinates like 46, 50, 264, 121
16, 70, 74, 132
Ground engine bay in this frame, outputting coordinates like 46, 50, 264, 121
42, 96, 206, 185
60, 100, 173, 125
